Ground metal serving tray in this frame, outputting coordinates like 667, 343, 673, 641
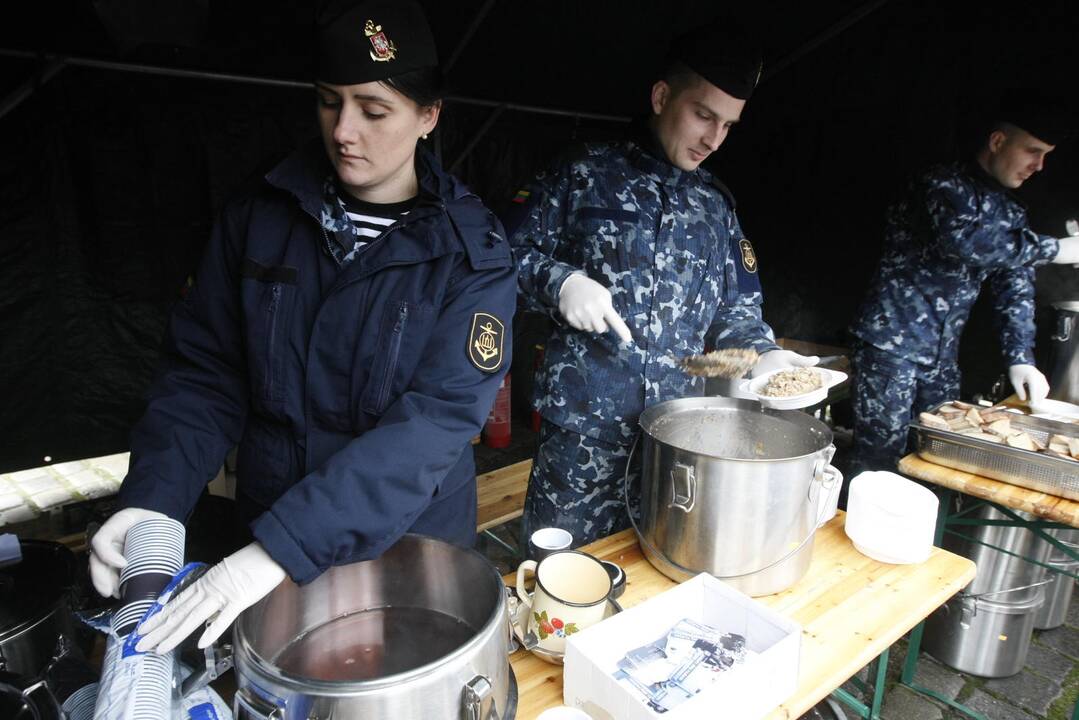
910, 403, 1079, 501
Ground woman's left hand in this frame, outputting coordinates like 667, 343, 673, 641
136, 542, 286, 654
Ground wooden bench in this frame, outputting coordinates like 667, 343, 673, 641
475, 459, 532, 532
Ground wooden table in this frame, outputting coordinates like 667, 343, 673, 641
898, 454, 1079, 528
507, 516, 975, 720
476, 459, 532, 532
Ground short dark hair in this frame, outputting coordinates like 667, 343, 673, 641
659, 59, 703, 97
384, 66, 445, 108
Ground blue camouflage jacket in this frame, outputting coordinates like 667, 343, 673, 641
851, 161, 1059, 368
508, 138, 779, 444
118, 142, 516, 584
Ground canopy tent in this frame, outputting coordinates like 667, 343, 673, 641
1, 0, 1077, 471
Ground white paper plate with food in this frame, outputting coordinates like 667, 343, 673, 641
739, 367, 848, 410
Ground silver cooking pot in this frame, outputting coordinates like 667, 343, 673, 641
233, 534, 514, 720
631, 397, 840, 596
1048, 300, 1079, 405
0, 540, 76, 678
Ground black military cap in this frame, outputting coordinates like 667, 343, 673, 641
996, 88, 1072, 146
317, 0, 438, 85
670, 19, 763, 100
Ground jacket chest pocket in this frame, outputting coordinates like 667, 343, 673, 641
361, 300, 420, 416
242, 259, 298, 404
674, 249, 718, 327
576, 209, 644, 311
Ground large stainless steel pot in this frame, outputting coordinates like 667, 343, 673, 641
633, 397, 839, 596
0, 540, 76, 678
924, 589, 1044, 678
233, 534, 514, 720
1049, 300, 1079, 404
940, 505, 1052, 604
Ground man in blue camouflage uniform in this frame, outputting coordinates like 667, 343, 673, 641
850, 92, 1079, 474
506, 22, 818, 548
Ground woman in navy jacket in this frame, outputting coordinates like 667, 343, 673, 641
88, 1, 515, 652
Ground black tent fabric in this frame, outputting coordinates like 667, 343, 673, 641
1, 0, 1077, 472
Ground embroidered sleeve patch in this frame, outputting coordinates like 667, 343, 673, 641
468, 312, 505, 372
738, 239, 759, 273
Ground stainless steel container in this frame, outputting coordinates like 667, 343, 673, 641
799, 697, 848, 720
923, 589, 1044, 678
635, 397, 839, 596
0, 540, 76, 678
941, 504, 1051, 603
1033, 557, 1078, 630
1048, 301, 1079, 405
1033, 528, 1079, 630
233, 534, 514, 720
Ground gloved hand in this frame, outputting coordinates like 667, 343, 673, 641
89, 508, 169, 599
136, 542, 286, 654
751, 349, 820, 378
1008, 364, 1050, 403
1051, 236, 1079, 264
558, 273, 633, 343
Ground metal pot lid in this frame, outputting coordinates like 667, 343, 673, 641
0, 540, 74, 636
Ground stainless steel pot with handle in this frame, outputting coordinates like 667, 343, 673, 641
0, 540, 77, 678
632, 397, 839, 596
1049, 300, 1079, 404
232, 534, 515, 720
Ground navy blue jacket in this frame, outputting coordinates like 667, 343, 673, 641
118, 142, 516, 584
851, 161, 1058, 367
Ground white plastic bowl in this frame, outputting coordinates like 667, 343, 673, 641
845, 471, 939, 564
741, 367, 848, 410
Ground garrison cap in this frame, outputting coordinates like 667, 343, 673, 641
669, 19, 763, 100
317, 0, 438, 85
996, 88, 1072, 146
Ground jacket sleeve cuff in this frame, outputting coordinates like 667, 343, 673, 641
116, 472, 191, 522
542, 265, 585, 308
1003, 348, 1036, 368
1031, 232, 1060, 266
251, 510, 321, 585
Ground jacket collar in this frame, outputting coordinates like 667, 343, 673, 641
265, 139, 471, 218
623, 120, 705, 190
964, 159, 1028, 208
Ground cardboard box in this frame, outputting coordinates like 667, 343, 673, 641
563, 574, 800, 720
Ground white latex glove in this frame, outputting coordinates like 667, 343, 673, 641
750, 349, 820, 378
1052, 236, 1079, 264
136, 542, 286, 654
557, 273, 632, 343
1009, 364, 1050, 403
89, 508, 169, 599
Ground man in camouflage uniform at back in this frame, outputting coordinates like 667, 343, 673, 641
850, 91, 1079, 475
506, 21, 818, 549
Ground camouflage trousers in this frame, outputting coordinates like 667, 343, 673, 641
521, 419, 641, 555
850, 342, 960, 476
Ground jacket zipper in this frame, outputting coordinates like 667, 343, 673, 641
375, 303, 409, 412
266, 283, 281, 396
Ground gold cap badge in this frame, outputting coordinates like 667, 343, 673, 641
364, 19, 397, 62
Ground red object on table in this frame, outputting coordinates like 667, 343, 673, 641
483, 372, 512, 448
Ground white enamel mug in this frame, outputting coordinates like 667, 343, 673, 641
515, 550, 612, 654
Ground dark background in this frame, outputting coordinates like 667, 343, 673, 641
1, 0, 1077, 472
